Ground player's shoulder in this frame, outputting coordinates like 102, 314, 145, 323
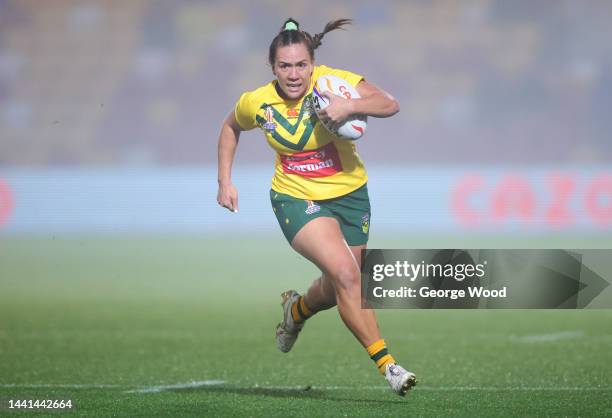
313, 65, 363, 86
314, 64, 345, 76
239, 82, 276, 107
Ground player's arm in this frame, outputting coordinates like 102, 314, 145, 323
318, 80, 400, 124
217, 111, 243, 213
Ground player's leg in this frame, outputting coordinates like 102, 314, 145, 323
270, 187, 416, 395
291, 217, 380, 347
275, 222, 374, 352
299, 186, 371, 315
301, 244, 365, 313
271, 190, 335, 352
294, 185, 380, 345
291, 186, 416, 395
292, 217, 416, 396
298, 273, 335, 312
279, 245, 363, 353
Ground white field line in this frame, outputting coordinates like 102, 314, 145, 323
2, 381, 611, 393
125, 380, 226, 393
249, 385, 612, 392
510, 331, 584, 343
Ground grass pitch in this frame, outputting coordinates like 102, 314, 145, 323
1, 235, 612, 417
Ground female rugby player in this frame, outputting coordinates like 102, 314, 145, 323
216, 18, 416, 396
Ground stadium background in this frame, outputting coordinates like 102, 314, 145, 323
1, 1, 611, 416
1, 0, 611, 235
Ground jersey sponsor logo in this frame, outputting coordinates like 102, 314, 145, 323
305, 200, 321, 215
280, 142, 343, 178
287, 108, 299, 118
263, 106, 277, 131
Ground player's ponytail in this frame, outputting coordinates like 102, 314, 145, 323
268, 18, 352, 65
309, 19, 352, 50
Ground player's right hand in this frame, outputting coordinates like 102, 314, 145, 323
217, 182, 239, 213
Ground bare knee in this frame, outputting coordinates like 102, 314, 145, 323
330, 263, 360, 294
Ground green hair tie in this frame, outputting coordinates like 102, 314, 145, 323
284, 21, 298, 31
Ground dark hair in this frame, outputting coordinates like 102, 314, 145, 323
268, 17, 352, 65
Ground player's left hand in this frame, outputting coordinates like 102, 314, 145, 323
318, 92, 354, 130
217, 181, 239, 213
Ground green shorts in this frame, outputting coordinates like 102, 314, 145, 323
270, 184, 371, 246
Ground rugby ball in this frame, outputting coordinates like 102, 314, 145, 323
312, 75, 367, 140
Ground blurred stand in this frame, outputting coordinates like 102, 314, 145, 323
0, 0, 610, 235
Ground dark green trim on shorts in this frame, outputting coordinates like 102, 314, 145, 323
270, 184, 371, 246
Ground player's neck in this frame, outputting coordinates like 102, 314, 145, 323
274, 81, 310, 102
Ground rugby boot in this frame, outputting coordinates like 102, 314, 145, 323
275, 290, 304, 353
385, 363, 417, 396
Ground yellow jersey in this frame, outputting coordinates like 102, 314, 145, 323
234, 65, 368, 200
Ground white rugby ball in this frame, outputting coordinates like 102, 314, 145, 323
312, 75, 367, 140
